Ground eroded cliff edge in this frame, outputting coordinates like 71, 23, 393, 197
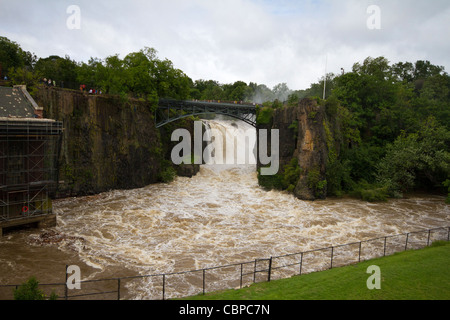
35, 88, 333, 201
257, 98, 337, 201
35, 87, 164, 196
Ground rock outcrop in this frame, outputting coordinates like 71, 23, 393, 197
258, 98, 330, 200
34, 87, 163, 196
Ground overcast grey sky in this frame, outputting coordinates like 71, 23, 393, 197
1, 0, 449, 90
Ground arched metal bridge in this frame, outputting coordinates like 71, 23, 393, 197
155, 99, 258, 128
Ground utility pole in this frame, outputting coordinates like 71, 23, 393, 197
323, 55, 328, 100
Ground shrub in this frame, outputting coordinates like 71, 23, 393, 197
307, 167, 327, 199
14, 277, 58, 300
288, 120, 299, 140
443, 180, 450, 204
159, 166, 177, 183
256, 106, 274, 125
282, 158, 302, 191
326, 159, 353, 197
377, 117, 450, 196
257, 172, 284, 191
257, 158, 302, 193
350, 180, 389, 202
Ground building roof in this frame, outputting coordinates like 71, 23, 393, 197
0, 85, 40, 118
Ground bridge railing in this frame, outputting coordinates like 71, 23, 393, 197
159, 98, 259, 107
155, 98, 257, 128
1, 226, 448, 300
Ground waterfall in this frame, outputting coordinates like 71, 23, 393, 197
202, 117, 257, 171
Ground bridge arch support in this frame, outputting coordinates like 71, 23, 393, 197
155, 99, 257, 128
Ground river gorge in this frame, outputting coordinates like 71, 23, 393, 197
0, 119, 448, 299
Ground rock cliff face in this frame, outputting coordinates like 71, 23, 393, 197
34, 87, 163, 196
258, 98, 330, 200
158, 118, 201, 178
35, 88, 329, 200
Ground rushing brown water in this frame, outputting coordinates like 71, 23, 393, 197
0, 120, 449, 299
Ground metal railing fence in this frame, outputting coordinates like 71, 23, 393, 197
1, 226, 448, 300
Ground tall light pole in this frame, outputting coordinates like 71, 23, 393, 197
323, 55, 328, 100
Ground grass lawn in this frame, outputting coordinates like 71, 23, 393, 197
185, 241, 450, 300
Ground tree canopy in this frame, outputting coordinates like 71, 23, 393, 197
318, 57, 449, 201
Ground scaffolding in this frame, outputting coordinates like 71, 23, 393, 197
0, 118, 63, 223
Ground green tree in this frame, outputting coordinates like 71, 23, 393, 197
76, 57, 103, 89
123, 50, 155, 97
377, 117, 450, 195
324, 57, 449, 200
334, 57, 404, 144
226, 81, 248, 101
102, 54, 127, 95
443, 180, 450, 204
282, 158, 302, 192
34, 55, 78, 88
248, 84, 274, 103
8, 66, 41, 94
272, 82, 291, 102
413, 60, 445, 80
154, 58, 191, 99
391, 61, 415, 83
0, 36, 36, 77
287, 93, 299, 106
14, 277, 58, 300
195, 79, 224, 100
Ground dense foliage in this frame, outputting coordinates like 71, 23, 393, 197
0, 36, 296, 104
320, 57, 450, 201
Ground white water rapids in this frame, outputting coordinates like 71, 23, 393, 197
0, 119, 449, 299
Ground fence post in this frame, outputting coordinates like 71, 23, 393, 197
202, 269, 206, 295
358, 241, 362, 262
299, 252, 303, 275
405, 233, 409, 251
268, 257, 273, 282
448, 227, 450, 242
427, 230, 431, 247
330, 247, 334, 269
253, 259, 257, 283
162, 274, 165, 301
240, 264, 243, 289
117, 278, 120, 300
64, 265, 68, 300
383, 237, 387, 256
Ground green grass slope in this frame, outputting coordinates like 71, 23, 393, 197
186, 242, 450, 300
